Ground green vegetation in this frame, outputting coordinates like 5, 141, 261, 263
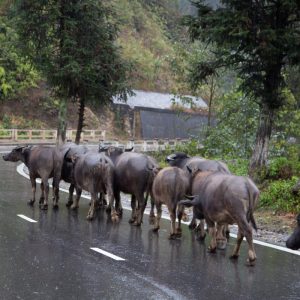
0, 13, 38, 100
184, 0, 300, 179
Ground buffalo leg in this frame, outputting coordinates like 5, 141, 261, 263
112, 189, 122, 216
66, 184, 74, 207
168, 205, 177, 239
241, 220, 256, 265
106, 184, 118, 222
189, 216, 197, 230
148, 192, 155, 225
195, 219, 206, 240
134, 194, 147, 226
40, 177, 49, 210
153, 202, 162, 232
28, 175, 36, 205
176, 203, 184, 237
128, 195, 136, 224
216, 224, 227, 250
207, 220, 217, 253
87, 192, 97, 220
39, 182, 45, 204
230, 228, 244, 259
71, 187, 82, 210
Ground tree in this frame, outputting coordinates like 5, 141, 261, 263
13, 0, 130, 144
0, 8, 38, 101
183, 0, 300, 179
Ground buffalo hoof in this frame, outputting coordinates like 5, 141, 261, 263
128, 218, 135, 224
149, 215, 155, 225
208, 246, 217, 253
39, 198, 44, 204
246, 258, 256, 267
86, 214, 94, 221
188, 222, 197, 230
40, 204, 48, 210
53, 204, 59, 210
217, 241, 227, 250
111, 214, 119, 222
133, 221, 142, 226
229, 254, 239, 260
28, 200, 35, 206
152, 226, 159, 232
175, 232, 182, 238
66, 200, 73, 208
168, 233, 177, 240
71, 204, 78, 210
196, 233, 206, 241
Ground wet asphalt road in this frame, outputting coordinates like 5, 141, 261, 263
1, 157, 300, 300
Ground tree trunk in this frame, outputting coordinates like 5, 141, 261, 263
249, 105, 274, 180
56, 98, 67, 145
206, 77, 215, 137
75, 97, 85, 144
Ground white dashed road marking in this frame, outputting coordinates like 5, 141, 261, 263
90, 247, 126, 261
17, 214, 37, 223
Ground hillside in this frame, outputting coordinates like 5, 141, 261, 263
0, 0, 200, 131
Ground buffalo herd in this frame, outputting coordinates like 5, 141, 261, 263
3, 143, 300, 265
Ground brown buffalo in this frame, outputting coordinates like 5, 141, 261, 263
100, 146, 157, 226
151, 166, 189, 239
69, 151, 117, 221
179, 171, 259, 266
3, 145, 55, 209
53, 143, 89, 207
166, 152, 231, 235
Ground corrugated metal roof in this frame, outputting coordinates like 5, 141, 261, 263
113, 90, 207, 109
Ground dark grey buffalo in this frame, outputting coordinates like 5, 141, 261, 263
69, 151, 117, 221
166, 152, 231, 233
100, 146, 158, 226
151, 166, 189, 239
3, 145, 55, 209
166, 152, 230, 174
179, 171, 259, 266
53, 143, 88, 207
286, 214, 300, 250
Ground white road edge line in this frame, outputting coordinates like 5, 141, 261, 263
90, 247, 126, 261
17, 214, 37, 223
16, 163, 300, 256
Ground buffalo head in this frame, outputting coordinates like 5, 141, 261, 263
165, 152, 190, 166
3, 145, 30, 162
286, 214, 300, 250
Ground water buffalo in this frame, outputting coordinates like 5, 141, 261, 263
166, 152, 230, 174
151, 166, 189, 239
53, 143, 88, 207
3, 145, 55, 209
69, 151, 117, 221
179, 171, 259, 266
166, 152, 231, 233
286, 214, 300, 250
100, 146, 158, 226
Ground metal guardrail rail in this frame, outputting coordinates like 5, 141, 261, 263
0, 129, 199, 151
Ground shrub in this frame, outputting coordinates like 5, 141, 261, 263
267, 157, 300, 180
260, 177, 300, 213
